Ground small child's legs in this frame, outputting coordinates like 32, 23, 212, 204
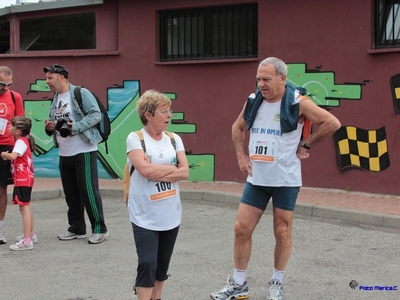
10, 187, 34, 251
13, 187, 34, 239
19, 204, 34, 240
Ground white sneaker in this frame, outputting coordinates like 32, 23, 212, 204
58, 231, 86, 240
0, 228, 7, 244
16, 234, 38, 243
267, 280, 283, 300
88, 232, 109, 244
210, 275, 249, 300
10, 239, 33, 251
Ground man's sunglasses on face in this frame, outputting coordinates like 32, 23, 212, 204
0, 81, 12, 88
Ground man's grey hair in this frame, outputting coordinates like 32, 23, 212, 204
0, 66, 12, 76
259, 57, 287, 76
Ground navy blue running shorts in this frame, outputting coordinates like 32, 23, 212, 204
241, 182, 300, 211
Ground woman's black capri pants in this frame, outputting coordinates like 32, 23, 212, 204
132, 223, 179, 287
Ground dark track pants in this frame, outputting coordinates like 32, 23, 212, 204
59, 151, 107, 234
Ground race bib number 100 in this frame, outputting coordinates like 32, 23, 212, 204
149, 182, 177, 202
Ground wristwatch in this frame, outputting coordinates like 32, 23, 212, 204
300, 139, 311, 150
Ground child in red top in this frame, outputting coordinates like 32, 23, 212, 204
1, 116, 36, 251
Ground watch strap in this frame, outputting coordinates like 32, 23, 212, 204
301, 139, 311, 150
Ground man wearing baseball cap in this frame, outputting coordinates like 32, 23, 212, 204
43, 64, 69, 78
43, 64, 108, 244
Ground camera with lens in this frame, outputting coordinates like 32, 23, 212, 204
55, 117, 72, 138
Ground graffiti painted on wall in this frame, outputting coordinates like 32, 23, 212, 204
25, 63, 386, 180
287, 64, 392, 172
330, 71, 400, 172
26, 80, 215, 180
390, 73, 400, 113
286, 63, 362, 107
334, 126, 390, 171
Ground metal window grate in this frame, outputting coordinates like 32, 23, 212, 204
159, 4, 258, 61
375, 0, 400, 48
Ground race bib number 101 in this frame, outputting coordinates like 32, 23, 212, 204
249, 140, 276, 163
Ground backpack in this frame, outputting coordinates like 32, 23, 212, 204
74, 86, 111, 152
123, 130, 176, 204
10, 91, 15, 104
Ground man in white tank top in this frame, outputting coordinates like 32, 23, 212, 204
211, 57, 341, 300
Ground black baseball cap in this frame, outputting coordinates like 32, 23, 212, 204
43, 64, 69, 79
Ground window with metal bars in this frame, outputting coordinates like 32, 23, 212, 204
375, 0, 400, 48
159, 4, 258, 61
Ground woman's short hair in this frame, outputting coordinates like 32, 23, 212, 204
136, 89, 171, 125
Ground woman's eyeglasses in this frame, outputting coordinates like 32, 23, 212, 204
156, 109, 173, 115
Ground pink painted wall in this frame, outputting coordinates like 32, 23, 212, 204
2, 0, 400, 194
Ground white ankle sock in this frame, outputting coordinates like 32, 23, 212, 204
233, 269, 247, 286
271, 269, 285, 283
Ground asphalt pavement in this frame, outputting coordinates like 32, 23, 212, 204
1, 188, 399, 300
